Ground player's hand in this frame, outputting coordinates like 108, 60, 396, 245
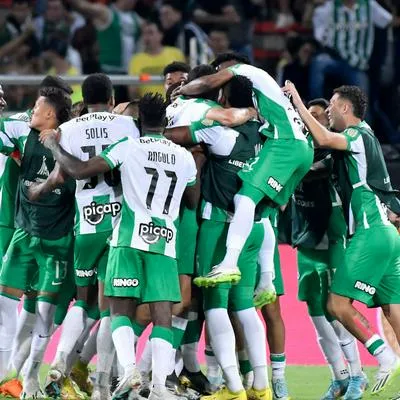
28, 182, 44, 201
170, 82, 184, 102
39, 129, 60, 149
113, 102, 129, 115
282, 80, 302, 107
248, 107, 258, 120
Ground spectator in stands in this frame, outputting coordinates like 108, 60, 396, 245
310, 0, 393, 99
277, 36, 316, 102
128, 20, 185, 98
42, 38, 83, 104
159, 0, 213, 66
208, 27, 231, 57
276, 0, 295, 27
163, 61, 190, 91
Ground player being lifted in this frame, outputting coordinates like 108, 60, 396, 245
40, 93, 199, 400
283, 81, 400, 396
174, 53, 313, 302
30, 73, 140, 399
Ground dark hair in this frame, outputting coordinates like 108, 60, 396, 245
82, 73, 113, 105
333, 85, 368, 119
139, 93, 167, 129
43, 36, 68, 58
144, 18, 163, 32
210, 52, 250, 69
187, 64, 219, 101
39, 87, 72, 124
12, 0, 31, 5
39, 75, 73, 95
209, 26, 229, 35
163, 61, 190, 77
223, 75, 253, 108
307, 98, 329, 109
71, 101, 88, 118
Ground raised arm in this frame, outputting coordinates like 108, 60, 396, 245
164, 126, 194, 146
175, 68, 234, 98
282, 81, 348, 150
65, 0, 110, 28
40, 130, 111, 180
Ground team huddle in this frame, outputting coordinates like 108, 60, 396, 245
0, 52, 399, 400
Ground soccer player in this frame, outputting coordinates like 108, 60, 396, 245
174, 52, 313, 292
168, 73, 271, 400
164, 61, 191, 92
31, 73, 140, 399
40, 93, 198, 400
0, 87, 74, 398
290, 98, 365, 400
283, 81, 400, 395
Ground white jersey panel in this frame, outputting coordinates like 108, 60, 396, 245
166, 97, 212, 128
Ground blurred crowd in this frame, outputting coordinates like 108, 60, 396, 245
0, 0, 399, 150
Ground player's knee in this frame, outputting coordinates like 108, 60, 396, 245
262, 301, 282, 324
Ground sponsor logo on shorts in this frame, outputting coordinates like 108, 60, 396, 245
113, 278, 139, 287
242, 157, 259, 172
354, 280, 376, 295
76, 269, 96, 278
267, 176, 283, 192
83, 201, 121, 225
139, 222, 174, 244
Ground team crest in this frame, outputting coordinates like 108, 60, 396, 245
201, 118, 214, 127
346, 128, 358, 138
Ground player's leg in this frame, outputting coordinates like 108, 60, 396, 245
328, 227, 400, 395
141, 252, 181, 400
198, 220, 246, 400
206, 139, 313, 286
230, 222, 271, 400
106, 247, 141, 398
0, 228, 36, 381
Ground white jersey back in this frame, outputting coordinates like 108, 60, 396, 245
166, 96, 212, 128
59, 112, 140, 234
100, 135, 197, 258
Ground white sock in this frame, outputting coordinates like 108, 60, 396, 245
331, 320, 363, 376
312, 316, 349, 381
139, 339, 152, 377
220, 195, 256, 269
257, 218, 275, 291
54, 305, 88, 372
235, 308, 269, 390
0, 295, 19, 379
181, 342, 201, 373
205, 308, 243, 393
365, 334, 397, 370
12, 308, 36, 375
112, 325, 136, 374
80, 323, 99, 365
151, 336, 173, 389
175, 349, 184, 377
96, 317, 115, 381
24, 301, 56, 381
205, 345, 222, 383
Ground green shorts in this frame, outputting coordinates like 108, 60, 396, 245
176, 207, 198, 275
104, 246, 181, 303
0, 226, 15, 265
331, 225, 400, 307
74, 231, 111, 286
239, 138, 313, 206
55, 263, 76, 324
0, 228, 74, 294
197, 219, 264, 311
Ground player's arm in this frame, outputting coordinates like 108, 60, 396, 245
282, 81, 348, 150
174, 68, 234, 98
206, 106, 257, 127
182, 150, 201, 210
40, 130, 110, 180
164, 126, 194, 146
28, 162, 69, 201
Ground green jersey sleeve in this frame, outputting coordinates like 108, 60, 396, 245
343, 127, 361, 151
0, 117, 31, 155
99, 136, 131, 169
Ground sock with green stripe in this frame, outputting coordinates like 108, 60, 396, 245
365, 334, 397, 369
151, 325, 174, 390
111, 315, 136, 375
132, 320, 148, 347
181, 312, 202, 373
271, 353, 286, 380
205, 345, 222, 384
238, 349, 254, 389
0, 293, 19, 379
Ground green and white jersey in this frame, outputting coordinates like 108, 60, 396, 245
59, 112, 140, 235
313, 0, 392, 70
228, 63, 307, 141
100, 135, 197, 258
342, 121, 391, 233
166, 96, 214, 128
